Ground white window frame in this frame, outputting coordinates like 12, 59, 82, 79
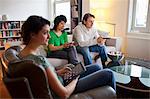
54, 0, 71, 29
128, 0, 150, 34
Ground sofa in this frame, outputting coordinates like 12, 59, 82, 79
1, 46, 116, 99
37, 36, 122, 67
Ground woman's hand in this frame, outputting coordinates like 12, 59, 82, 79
63, 43, 70, 48
68, 42, 79, 47
56, 66, 72, 76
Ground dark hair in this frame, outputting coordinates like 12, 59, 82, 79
53, 15, 67, 30
21, 15, 50, 45
82, 13, 95, 24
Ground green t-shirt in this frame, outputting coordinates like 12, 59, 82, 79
48, 31, 68, 52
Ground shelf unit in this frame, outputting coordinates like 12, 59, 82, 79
0, 21, 24, 50
71, 0, 82, 31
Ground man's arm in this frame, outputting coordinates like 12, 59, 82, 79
73, 27, 97, 47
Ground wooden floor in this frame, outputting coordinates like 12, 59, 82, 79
0, 62, 11, 99
0, 80, 11, 98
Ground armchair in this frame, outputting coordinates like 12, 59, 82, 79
1, 46, 116, 99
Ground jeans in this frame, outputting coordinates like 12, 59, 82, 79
47, 46, 79, 65
74, 64, 116, 93
76, 45, 108, 66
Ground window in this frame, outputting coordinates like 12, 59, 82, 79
129, 0, 150, 33
54, 0, 70, 29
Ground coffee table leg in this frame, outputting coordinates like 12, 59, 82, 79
107, 61, 122, 67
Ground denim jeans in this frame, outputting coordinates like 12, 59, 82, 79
47, 46, 79, 65
76, 45, 108, 66
74, 64, 116, 93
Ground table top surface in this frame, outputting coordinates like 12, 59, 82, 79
110, 65, 150, 78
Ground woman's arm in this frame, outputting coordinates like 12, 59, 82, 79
48, 43, 69, 51
48, 44, 64, 51
45, 67, 78, 98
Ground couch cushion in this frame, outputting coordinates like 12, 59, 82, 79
36, 45, 116, 67
47, 54, 84, 67
47, 53, 102, 67
70, 86, 116, 99
47, 58, 68, 67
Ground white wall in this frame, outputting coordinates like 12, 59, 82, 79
127, 38, 150, 59
110, 0, 150, 60
82, 0, 90, 17
48, 0, 55, 21
0, 0, 49, 20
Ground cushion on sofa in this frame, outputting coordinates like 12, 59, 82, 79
47, 58, 68, 67
70, 86, 116, 99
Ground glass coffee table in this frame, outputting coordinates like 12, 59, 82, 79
110, 65, 150, 98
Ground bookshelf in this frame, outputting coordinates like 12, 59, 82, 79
0, 21, 23, 50
71, 0, 82, 31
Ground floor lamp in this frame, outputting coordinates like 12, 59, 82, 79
105, 22, 116, 37
96, 21, 116, 37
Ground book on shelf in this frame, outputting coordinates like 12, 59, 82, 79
0, 21, 20, 29
0, 20, 24, 50
0, 30, 20, 38
71, 0, 77, 5
71, 6, 78, 17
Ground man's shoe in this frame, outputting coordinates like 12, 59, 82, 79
102, 61, 106, 68
94, 55, 100, 62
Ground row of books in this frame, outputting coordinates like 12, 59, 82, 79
71, 0, 77, 5
0, 21, 20, 29
0, 38, 22, 46
0, 30, 20, 38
